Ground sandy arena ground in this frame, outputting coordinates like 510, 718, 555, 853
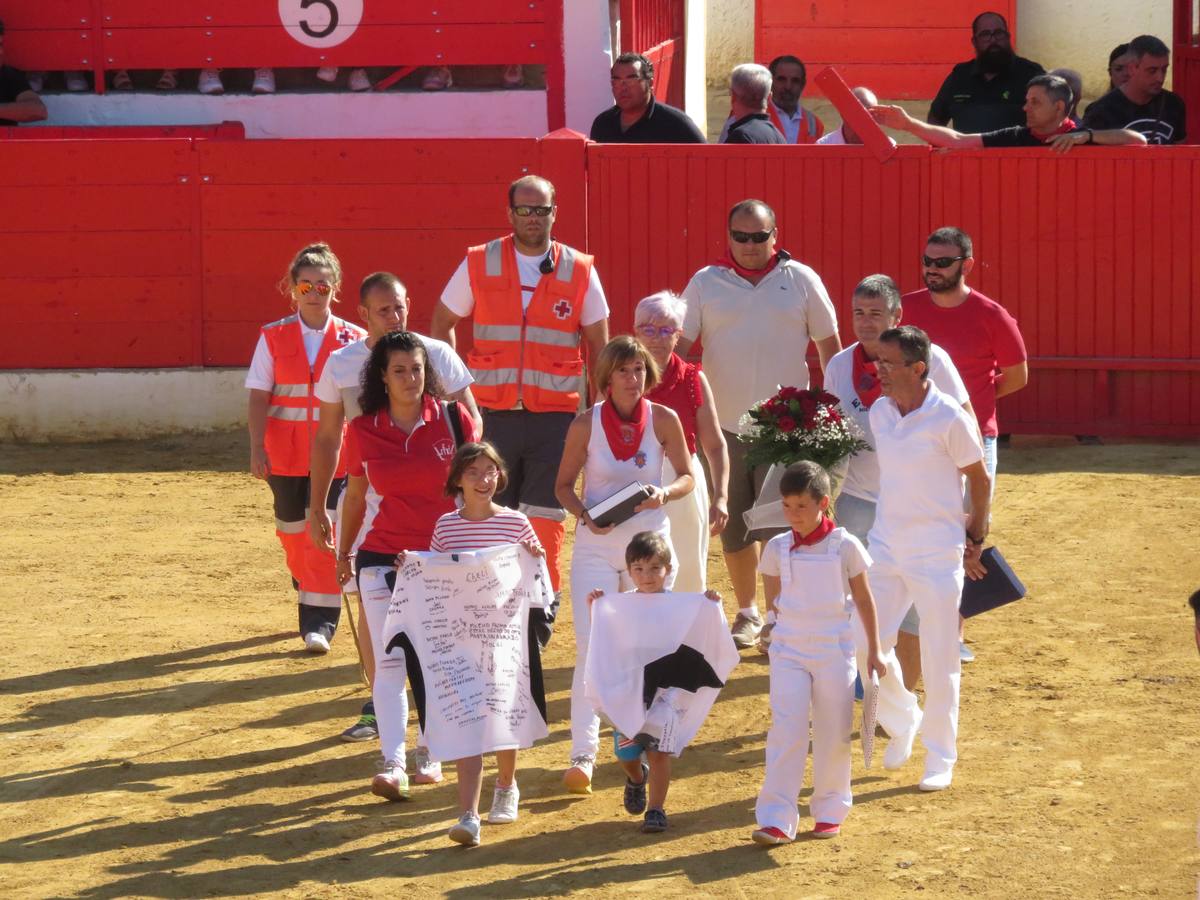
1, 433, 1198, 898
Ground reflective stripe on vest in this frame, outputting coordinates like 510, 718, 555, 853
271, 383, 310, 398
466, 235, 591, 414
268, 406, 321, 422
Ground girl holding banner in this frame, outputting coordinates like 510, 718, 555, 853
335, 331, 479, 803
427, 441, 550, 846
554, 336, 695, 795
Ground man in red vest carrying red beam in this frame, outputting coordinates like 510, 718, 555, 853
431, 175, 610, 599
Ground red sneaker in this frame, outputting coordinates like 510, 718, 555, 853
751, 826, 792, 846
812, 821, 841, 839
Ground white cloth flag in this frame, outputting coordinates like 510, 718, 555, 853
383, 544, 552, 761
584, 592, 740, 756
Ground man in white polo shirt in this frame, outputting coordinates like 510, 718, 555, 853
677, 198, 841, 648
867, 325, 990, 792
307, 271, 477, 747
822, 274, 973, 686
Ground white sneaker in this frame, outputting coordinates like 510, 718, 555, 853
563, 754, 595, 794
449, 812, 481, 846
413, 746, 443, 784
65, 71, 88, 92
303, 632, 330, 654
919, 768, 953, 792
252, 68, 276, 94
488, 782, 520, 824
502, 64, 524, 88
730, 612, 763, 649
316, 66, 339, 83
371, 764, 410, 801
421, 66, 452, 91
198, 69, 224, 95
27, 72, 46, 93
348, 68, 371, 92
882, 709, 922, 770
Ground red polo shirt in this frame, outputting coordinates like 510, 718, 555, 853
901, 288, 1027, 437
345, 396, 479, 554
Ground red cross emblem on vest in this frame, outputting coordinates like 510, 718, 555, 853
553, 299, 573, 320
336, 327, 357, 345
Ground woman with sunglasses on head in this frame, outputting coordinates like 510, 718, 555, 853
245, 243, 365, 654
336, 331, 480, 802
634, 291, 730, 592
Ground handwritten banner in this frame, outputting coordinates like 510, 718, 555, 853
383, 544, 551, 761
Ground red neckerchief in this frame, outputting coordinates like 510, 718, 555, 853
651, 352, 685, 397
791, 514, 835, 549
1031, 117, 1077, 142
601, 394, 650, 461
714, 250, 783, 282
852, 343, 882, 408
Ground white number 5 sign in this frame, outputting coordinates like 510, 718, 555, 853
279, 0, 363, 48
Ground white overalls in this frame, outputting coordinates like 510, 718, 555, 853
756, 529, 859, 837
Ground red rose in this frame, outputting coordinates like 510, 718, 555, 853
777, 415, 797, 432
817, 390, 840, 407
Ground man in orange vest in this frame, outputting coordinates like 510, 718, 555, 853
767, 55, 825, 144
431, 175, 610, 595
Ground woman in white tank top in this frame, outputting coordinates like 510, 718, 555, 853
553, 336, 696, 795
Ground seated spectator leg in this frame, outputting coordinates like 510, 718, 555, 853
422, 67, 453, 91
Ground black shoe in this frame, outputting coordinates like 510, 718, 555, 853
642, 807, 668, 833
623, 763, 649, 814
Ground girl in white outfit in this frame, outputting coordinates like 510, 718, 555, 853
554, 336, 696, 794
752, 461, 886, 844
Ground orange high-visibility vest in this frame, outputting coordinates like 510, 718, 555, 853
466, 235, 592, 413
261, 313, 365, 477
768, 103, 825, 144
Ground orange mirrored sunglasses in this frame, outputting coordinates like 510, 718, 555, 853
295, 281, 333, 296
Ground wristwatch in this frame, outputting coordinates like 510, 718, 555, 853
966, 533, 986, 547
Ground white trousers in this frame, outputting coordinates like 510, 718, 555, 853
359, 566, 411, 768
756, 632, 855, 836
857, 552, 964, 775
568, 523, 674, 759
664, 453, 709, 593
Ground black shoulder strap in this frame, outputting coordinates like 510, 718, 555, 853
444, 400, 464, 448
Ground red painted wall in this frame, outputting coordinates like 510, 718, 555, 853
755, 0, 1020, 100
3, 134, 1198, 437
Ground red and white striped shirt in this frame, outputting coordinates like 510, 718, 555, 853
430, 508, 541, 553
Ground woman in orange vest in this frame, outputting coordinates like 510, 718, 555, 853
245, 243, 366, 653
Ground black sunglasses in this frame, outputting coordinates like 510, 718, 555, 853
511, 205, 553, 217
922, 254, 968, 269
730, 229, 774, 244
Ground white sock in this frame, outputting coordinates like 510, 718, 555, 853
765, 610, 777, 625
738, 605, 760, 620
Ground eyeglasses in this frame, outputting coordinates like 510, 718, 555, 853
511, 205, 553, 217
974, 28, 1009, 41
730, 229, 775, 244
635, 324, 680, 340
874, 358, 913, 370
295, 281, 332, 296
922, 255, 967, 269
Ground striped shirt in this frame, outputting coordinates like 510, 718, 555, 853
430, 508, 541, 553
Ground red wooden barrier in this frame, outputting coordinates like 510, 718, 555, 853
1, 0, 566, 125
755, 0, 1019, 100
1176, 0, 1200, 147
620, 0, 686, 110
3, 133, 1199, 438
0, 122, 245, 140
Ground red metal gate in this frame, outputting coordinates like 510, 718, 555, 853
1175, 0, 1200, 145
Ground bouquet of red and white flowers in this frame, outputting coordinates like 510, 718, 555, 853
738, 385, 869, 471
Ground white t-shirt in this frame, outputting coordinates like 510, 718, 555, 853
439, 249, 609, 325
758, 527, 871, 596
244, 316, 330, 391
314, 333, 473, 419
825, 342, 969, 503
681, 260, 839, 434
816, 127, 847, 145
868, 383, 984, 561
